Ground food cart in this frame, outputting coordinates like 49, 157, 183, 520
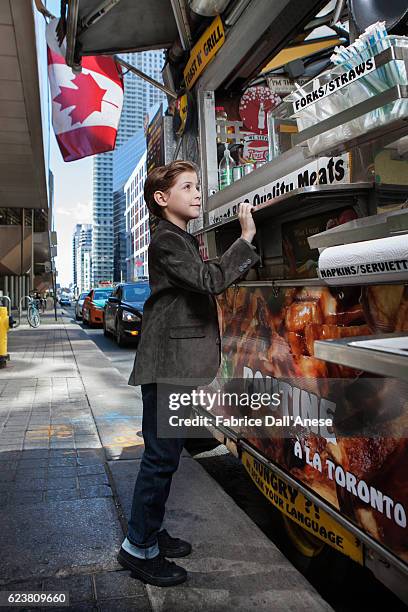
169, 2, 408, 603
54, 0, 408, 602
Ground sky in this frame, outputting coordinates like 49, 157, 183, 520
46, 0, 93, 287
51, 137, 92, 287
50, 135, 92, 287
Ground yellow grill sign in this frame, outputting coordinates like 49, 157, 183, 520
242, 451, 363, 564
184, 15, 225, 89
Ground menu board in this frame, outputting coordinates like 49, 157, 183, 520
146, 103, 164, 236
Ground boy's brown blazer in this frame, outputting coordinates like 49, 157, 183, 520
128, 218, 260, 386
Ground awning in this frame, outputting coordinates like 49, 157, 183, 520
261, 37, 342, 74
65, 0, 179, 67
0, 0, 48, 210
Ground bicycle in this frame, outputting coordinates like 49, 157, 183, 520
27, 297, 41, 328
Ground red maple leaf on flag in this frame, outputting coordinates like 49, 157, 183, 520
53, 72, 107, 125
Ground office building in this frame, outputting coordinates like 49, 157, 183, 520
72, 224, 92, 293
91, 51, 166, 285
113, 129, 146, 281
83, 251, 92, 294
73, 229, 78, 288
124, 152, 149, 280
0, 4, 54, 307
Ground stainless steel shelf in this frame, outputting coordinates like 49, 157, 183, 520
236, 278, 324, 287
388, 208, 408, 234
274, 44, 408, 157
308, 205, 408, 249
293, 86, 408, 156
277, 44, 408, 119
196, 182, 371, 236
314, 333, 408, 381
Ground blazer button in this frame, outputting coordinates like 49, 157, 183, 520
246, 258, 251, 264
215, 338, 221, 345
238, 265, 244, 271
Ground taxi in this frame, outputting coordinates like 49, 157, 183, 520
82, 287, 114, 327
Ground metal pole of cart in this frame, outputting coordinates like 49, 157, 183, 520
197, 89, 219, 224
115, 58, 178, 100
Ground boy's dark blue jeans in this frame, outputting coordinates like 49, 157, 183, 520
127, 382, 193, 556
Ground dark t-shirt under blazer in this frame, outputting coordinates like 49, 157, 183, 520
128, 218, 260, 386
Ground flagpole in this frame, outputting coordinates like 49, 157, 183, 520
115, 57, 178, 99
33, 0, 55, 20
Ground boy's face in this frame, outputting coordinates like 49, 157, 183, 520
155, 171, 201, 224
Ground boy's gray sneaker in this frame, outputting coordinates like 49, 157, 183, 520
117, 548, 187, 587
157, 529, 192, 558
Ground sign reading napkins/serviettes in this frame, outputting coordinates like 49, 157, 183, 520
318, 234, 408, 285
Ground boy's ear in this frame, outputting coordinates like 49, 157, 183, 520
153, 190, 167, 209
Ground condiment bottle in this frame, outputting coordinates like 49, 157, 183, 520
219, 144, 236, 189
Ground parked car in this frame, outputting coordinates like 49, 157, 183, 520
59, 296, 71, 307
75, 292, 89, 321
82, 287, 114, 327
103, 281, 151, 346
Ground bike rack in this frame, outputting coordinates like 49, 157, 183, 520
0, 295, 11, 316
13, 296, 34, 329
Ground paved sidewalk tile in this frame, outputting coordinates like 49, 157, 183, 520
0, 497, 123, 583
0, 315, 154, 611
3, 570, 152, 611
94, 571, 147, 600
0, 448, 112, 505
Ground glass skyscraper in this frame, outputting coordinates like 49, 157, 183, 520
91, 51, 166, 285
113, 129, 146, 281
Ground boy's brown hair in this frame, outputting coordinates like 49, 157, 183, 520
144, 160, 199, 219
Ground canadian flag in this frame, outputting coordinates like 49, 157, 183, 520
46, 19, 124, 162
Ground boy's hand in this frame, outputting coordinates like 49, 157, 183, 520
238, 202, 256, 243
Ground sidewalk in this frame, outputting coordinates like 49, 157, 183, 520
0, 312, 332, 611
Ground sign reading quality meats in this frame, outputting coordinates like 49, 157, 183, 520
209, 154, 350, 225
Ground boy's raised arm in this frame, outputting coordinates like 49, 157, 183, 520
150, 230, 260, 295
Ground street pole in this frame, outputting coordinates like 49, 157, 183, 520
21, 208, 25, 306
30, 209, 34, 292
52, 267, 57, 321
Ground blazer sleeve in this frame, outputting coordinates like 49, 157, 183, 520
150, 230, 260, 295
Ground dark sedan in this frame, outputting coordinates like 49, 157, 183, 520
103, 281, 151, 346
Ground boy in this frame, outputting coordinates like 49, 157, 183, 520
118, 160, 259, 586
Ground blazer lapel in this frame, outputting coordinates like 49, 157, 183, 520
158, 218, 201, 257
